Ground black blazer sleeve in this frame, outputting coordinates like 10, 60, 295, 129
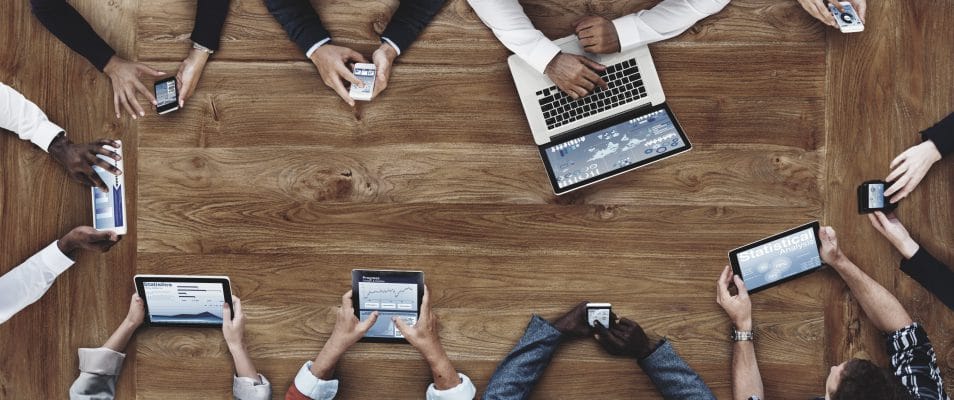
381, 0, 447, 53
30, 0, 116, 71
264, 0, 331, 54
921, 112, 954, 157
900, 247, 954, 311
192, 0, 231, 51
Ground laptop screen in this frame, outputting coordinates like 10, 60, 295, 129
538, 104, 691, 194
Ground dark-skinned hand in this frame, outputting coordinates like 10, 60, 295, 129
48, 136, 122, 191
594, 315, 653, 359
56, 226, 120, 256
551, 301, 593, 338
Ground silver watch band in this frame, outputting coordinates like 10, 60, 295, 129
192, 42, 214, 54
731, 328, 754, 341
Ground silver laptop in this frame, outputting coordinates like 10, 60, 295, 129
508, 35, 691, 195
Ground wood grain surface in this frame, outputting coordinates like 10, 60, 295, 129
0, 0, 951, 399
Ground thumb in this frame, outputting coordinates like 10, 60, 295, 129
579, 56, 606, 71
732, 275, 749, 297
222, 303, 232, 326
87, 230, 114, 243
347, 49, 368, 64
358, 311, 379, 332
392, 315, 411, 335
139, 64, 164, 76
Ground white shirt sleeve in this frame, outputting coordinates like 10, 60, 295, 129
0, 83, 65, 152
305, 38, 333, 58
612, 0, 731, 52
233, 373, 272, 400
0, 242, 74, 324
466, 0, 561, 74
293, 361, 339, 400
69, 347, 126, 400
425, 373, 476, 400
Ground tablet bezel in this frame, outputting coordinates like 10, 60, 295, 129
728, 221, 823, 294
537, 102, 692, 195
351, 269, 425, 343
134, 275, 233, 327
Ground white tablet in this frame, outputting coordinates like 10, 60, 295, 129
91, 140, 127, 235
134, 275, 233, 326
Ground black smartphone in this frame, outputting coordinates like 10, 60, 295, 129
857, 180, 897, 214
154, 76, 179, 115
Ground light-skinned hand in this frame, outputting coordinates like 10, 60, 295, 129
371, 43, 398, 99
394, 286, 445, 358
716, 265, 752, 331
311, 290, 378, 379
309, 45, 368, 106
796, 0, 866, 27
574, 15, 620, 54
103, 55, 164, 119
222, 295, 246, 348
819, 226, 845, 266
867, 212, 920, 259
176, 48, 211, 108
125, 293, 146, 327
544, 53, 608, 99
56, 226, 120, 255
885, 141, 943, 203
48, 136, 122, 191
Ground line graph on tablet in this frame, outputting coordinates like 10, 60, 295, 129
359, 282, 418, 311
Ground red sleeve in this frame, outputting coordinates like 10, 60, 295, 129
285, 384, 311, 400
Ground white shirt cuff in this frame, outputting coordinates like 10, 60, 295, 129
233, 374, 272, 400
526, 40, 562, 75
305, 38, 332, 58
32, 121, 64, 153
294, 361, 339, 400
426, 373, 477, 400
381, 37, 402, 56
612, 14, 645, 53
38, 241, 74, 275
77, 347, 126, 376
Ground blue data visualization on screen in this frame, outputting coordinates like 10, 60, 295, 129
542, 108, 688, 189
736, 228, 822, 290
143, 281, 226, 324
357, 275, 419, 339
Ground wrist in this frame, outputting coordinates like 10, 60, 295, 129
226, 340, 247, 353
188, 48, 211, 63
734, 319, 753, 331
378, 43, 398, 61
420, 342, 449, 365
543, 52, 563, 74
47, 133, 69, 156
121, 318, 142, 331
898, 238, 920, 259
922, 140, 943, 163
103, 55, 121, 75
57, 236, 77, 255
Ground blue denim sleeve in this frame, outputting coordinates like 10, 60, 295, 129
482, 315, 564, 400
637, 339, 716, 400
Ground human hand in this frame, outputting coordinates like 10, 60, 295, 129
574, 15, 620, 54
222, 296, 246, 348
308, 45, 368, 106
716, 265, 752, 331
124, 293, 146, 328
103, 55, 164, 119
550, 301, 592, 338
796, 0, 866, 27
867, 212, 920, 259
371, 43, 398, 99
176, 48, 210, 108
544, 53, 608, 99
56, 226, 120, 255
885, 141, 943, 203
311, 290, 378, 379
394, 286, 445, 359
818, 226, 846, 266
48, 136, 122, 191
594, 315, 653, 359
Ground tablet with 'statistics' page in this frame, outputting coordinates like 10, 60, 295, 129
728, 221, 823, 294
134, 275, 233, 326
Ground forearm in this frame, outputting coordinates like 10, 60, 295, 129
310, 341, 347, 379
466, 0, 559, 74
29, 0, 116, 71
483, 316, 563, 399
921, 112, 954, 157
0, 83, 65, 151
228, 343, 261, 381
102, 320, 139, 353
900, 247, 954, 310
264, 0, 331, 54
731, 341, 763, 400
616, 0, 730, 51
382, 0, 446, 54
423, 347, 461, 390
831, 257, 914, 332
192, 0, 230, 51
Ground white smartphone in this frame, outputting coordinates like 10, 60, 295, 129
829, 2, 864, 33
349, 63, 376, 101
90, 141, 127, 235
586, 303, 612, 328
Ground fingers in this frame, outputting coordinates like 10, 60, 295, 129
829, 1, 846, 12
336, 63, 364, 87
885, 163, 907, 186
732, 274, 749, 298
392, 315, 412, 337
582, 68, 608, 91
421, 285, 431, 312
328, 77, 354, 107
867, 212, 885, 233
89, 171, 109, 192
357, 311, 379, 332
232, 296, 243, 317
345, 48, 368, 64
88, 229, 116, 243
133, 79, 156, 107
341, 290, 354, 310
92, 145, 122, 162
853, 0, 866, 21
113, 91, 121, 119
137, 63, 165, 77
716, 265, 731, 300
118, 90, 136, 120
886, 176, 910, 202
92, 156, 122, 175
222, 301, 233, 325
579, 57, 607, 72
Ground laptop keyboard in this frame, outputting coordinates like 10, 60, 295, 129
535, 58, 647, 131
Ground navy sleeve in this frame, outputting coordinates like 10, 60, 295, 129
482, 315, 563, 400
921, 112, 954, 157
191, 0, 231, 51
380, 0, 447, 53
30, 0, 116, 71
900, 247, 954, 312
263, 0, 331, 54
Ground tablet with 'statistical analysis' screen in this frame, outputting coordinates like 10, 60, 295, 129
729, 221, 823, 294
352, 270, 424, 342
134, 275, 233, 326
538, 104, 691, 194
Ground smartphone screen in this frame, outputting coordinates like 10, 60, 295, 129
868, 183, 885, 209
586, 304, 611, 328
349, 64, 376, 100
155, 78, 179, 114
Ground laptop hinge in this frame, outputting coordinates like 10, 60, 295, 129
547, 102, 654, 143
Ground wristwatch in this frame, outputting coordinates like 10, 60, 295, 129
731, 328, 754, 342
192, 42, 214, 55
